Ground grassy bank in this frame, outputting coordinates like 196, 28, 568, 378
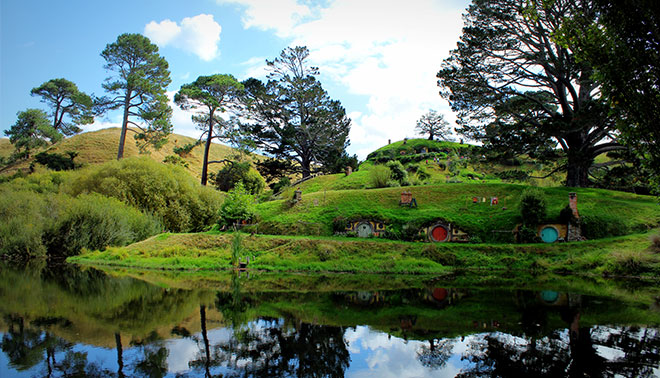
256, 182, 660, 242
70, 231, 660, 278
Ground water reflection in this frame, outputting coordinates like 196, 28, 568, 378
0, 263, 658, 377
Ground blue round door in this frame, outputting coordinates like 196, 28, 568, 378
540, 226, 559, 243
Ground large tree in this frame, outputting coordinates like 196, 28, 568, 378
438, 0, 624, 187
242, 46, 351, 178
30, 78, 94, 136
174, 74, 244, 186
557, 0, 660, 191
5, 109, 61, 159
415, 110, 452, 141
99, 33, 172, 159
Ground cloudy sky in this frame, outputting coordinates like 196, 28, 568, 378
1, 0, 470, 159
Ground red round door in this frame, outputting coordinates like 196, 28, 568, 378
430, 225, 449, 242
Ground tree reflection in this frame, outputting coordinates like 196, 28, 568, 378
211, 319, 350, 377
417, 339, 454, 369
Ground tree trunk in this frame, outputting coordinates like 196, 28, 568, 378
201, 110, 214, 186
565, 153, 593, 188
200, 305, 211, 378
301, 155, 311, 178
115, 332, 125, 378
117, 91, 132, 160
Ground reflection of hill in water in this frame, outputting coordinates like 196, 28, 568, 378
1, 263, 659, 348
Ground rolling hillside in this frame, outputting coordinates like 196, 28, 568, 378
0, 128, 260, 180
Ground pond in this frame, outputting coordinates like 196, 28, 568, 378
1, 263, 659, 377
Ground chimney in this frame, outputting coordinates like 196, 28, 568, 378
569, 192, 579, 219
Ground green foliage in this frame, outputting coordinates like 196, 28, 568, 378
496, 170, 530, 183
34, 151, 80, 171
66, 157, 223, 232
31, 78, 94, 136
386, 160, 408, 183
174, 74, 245, 185
519, 188, 547, 225
581, 215, 630, 240
162, 154, 189, 168
438, 0, 623, 187
416, 166, 431, 182
241, 47, 351, 178
5, 109, 61, 158
231, 232, 243, 266
369, 165, 391, 188
0, 189, 51, 258
0, 188, 160, 259
99, 33, 172, 158
44, 194, 161, 257
271, 176, 291, 194
219, 182, 256, 226
517, 225, 541, 243
211, 161, 265, 195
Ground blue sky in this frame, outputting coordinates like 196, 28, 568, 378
1, 0, 470, 159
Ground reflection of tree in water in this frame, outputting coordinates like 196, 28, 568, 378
456, 324, 660, 377
417, 339, 455, 370
206, 319, 350, 377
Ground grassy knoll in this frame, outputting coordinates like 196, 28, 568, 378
0, 128, 262, 180
70, 231, 660, 278
257, 182, 660, 241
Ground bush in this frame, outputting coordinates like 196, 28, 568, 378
34, 151, 80, 171
0, 189, 52, 258
271, 176, 291, 194
519, 188, 547, 225
219, 182, 256, 227
211, 161, 265, 195
386, 160, 408, 183
369, 165, 391, 188
66, 157, 224, 232
416, 166, 431, 181
44, 194, 162, 257
650, 231, 660, 253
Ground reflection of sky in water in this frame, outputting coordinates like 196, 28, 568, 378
2, 325, 660, 377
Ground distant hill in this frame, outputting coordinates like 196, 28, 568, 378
0, 128, 260, 180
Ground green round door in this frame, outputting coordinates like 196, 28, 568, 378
356, 222, 374, 238
540, 226, 559, 243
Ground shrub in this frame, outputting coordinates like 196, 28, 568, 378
219, 182, 256, 227
211, 161, 265, 195
517, 225, 540, 243
386, 160, 408, 183
369, 165, 391, 188
416, 166, 431, 181
0, 189, 51, 258
44, 194, 161, 257
650, 231, 660, 253
496, 169, 530, 182
34, 151, 80, 171
271, 176, 291, 194
65, 157, 224, 232
519, 188, 547, 225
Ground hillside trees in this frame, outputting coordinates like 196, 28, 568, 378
4, 109, 61, 159
175, 74, 245, 186
557, 0, 660, 191
31, 78, 94, 136
415, 110, 452, 141
241, 46, 351, 178
98, 33, 172, 159
437, 0, 624, 187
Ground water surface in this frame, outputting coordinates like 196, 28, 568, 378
1, 263, 659, 377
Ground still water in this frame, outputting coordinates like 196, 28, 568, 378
1, 263, 659, 377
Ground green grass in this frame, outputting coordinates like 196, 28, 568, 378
255, 182, 660, 242
70, 231, 660, 278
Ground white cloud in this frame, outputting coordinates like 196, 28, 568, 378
145, 14, 222, 61
224, 0, 469, 159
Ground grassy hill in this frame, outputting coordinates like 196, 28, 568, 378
256, 182, 660, 242
0, 128, 259, 180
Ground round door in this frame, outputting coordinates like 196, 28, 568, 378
429, 224, 449, 242
540, 226, 559, 243
356, 222, 374, 238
